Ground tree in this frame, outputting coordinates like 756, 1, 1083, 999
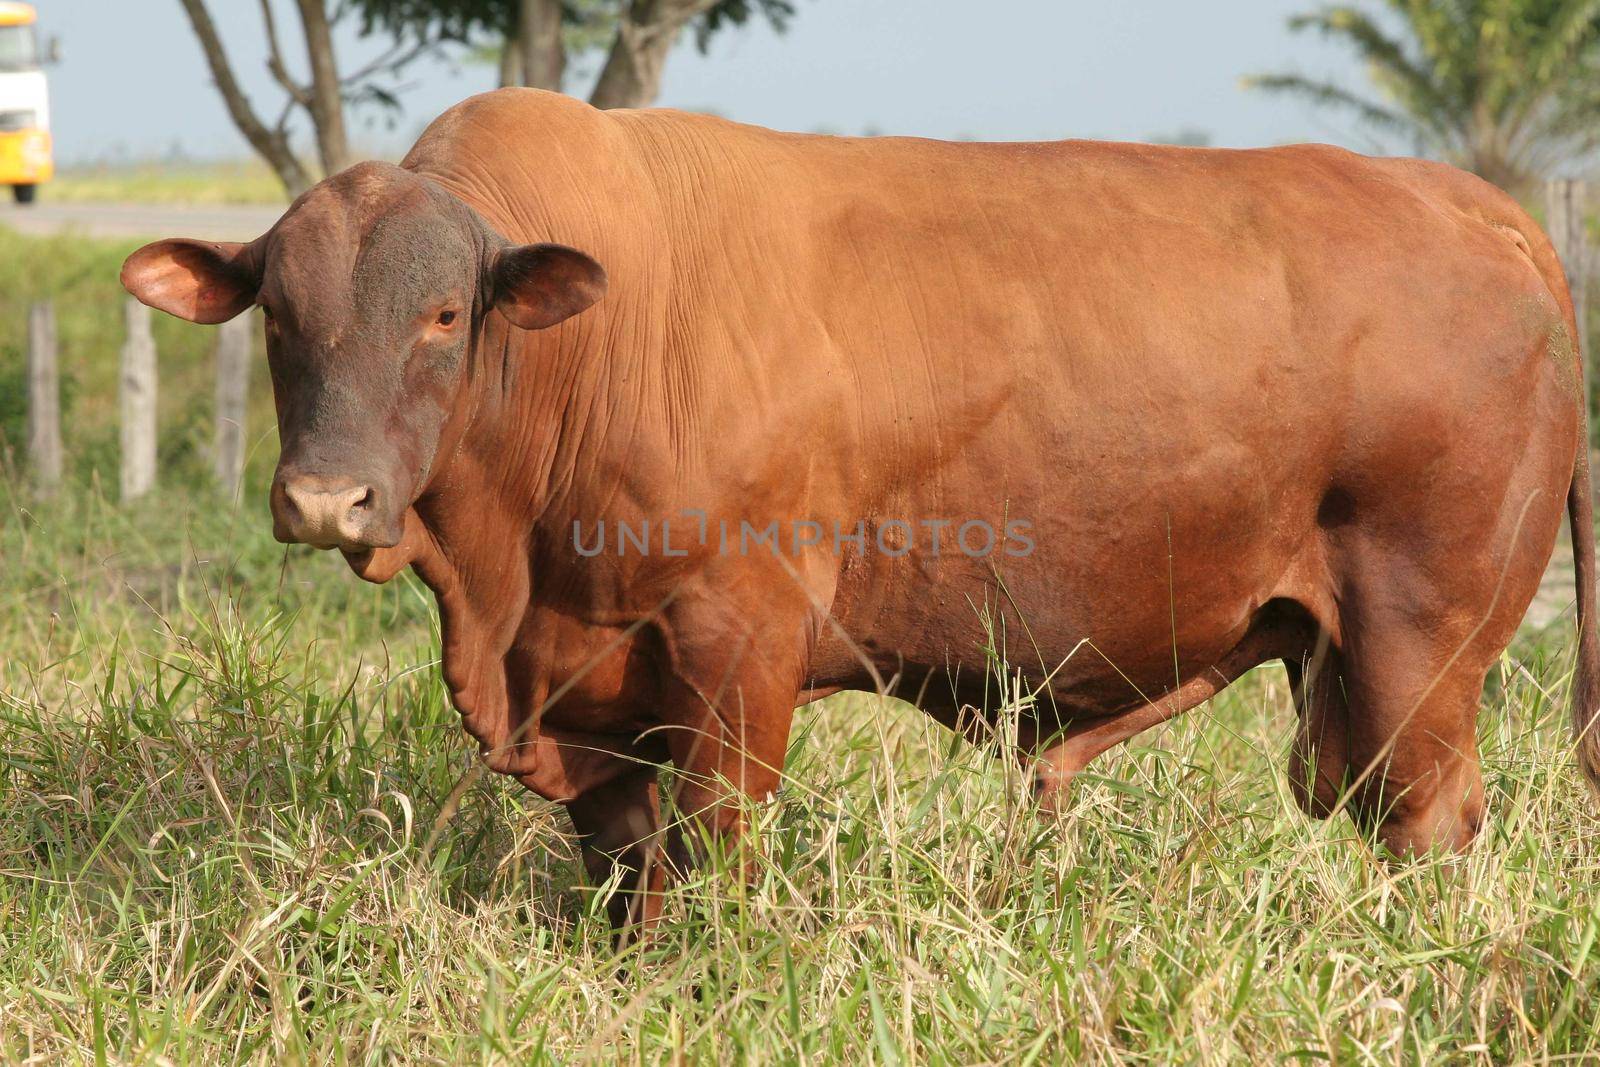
1245, 0, 1600, 195
353, 0, 797, 104
177, 0, 440, 198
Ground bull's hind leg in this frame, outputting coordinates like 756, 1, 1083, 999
1284, 637, 1350, 820
1292, 609, 1492, 854
1296, 529, 1554, 855
1294, 303, 1576, 850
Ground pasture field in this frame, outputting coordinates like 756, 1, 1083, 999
2, 226, 1599, 1063
44, 161, 288, 207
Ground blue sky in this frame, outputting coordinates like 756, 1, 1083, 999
40, 1, 1383, 164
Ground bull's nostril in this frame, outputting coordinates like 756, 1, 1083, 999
276, 477, 384, 548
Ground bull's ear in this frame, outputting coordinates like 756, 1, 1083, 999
120, 238, 258, 324
490, 243, 606, 330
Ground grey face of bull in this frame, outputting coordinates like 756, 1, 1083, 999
261, 177, 482, 550
118, 162, 606, 554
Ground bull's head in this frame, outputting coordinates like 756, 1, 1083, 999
120, 161, 605, 553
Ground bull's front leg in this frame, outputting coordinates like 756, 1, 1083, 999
561, 674, 797, 942
563, 764, 669, 934
568, 570, 820, 940
660, 684, 797, 878
653, 599, 808, 911
547, 645, 800, 945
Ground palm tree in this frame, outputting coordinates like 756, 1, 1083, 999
1246, 0, 1600, 195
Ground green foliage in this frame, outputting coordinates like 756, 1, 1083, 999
0, 342, 29, 465
350, 0, 797, 59
1247, 0, 1600, 192
691, 0, 797, 52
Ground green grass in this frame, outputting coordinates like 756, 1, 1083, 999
2, 480, 1597, 1063
1, 226, 1598, 1062
45, 160, 289, 206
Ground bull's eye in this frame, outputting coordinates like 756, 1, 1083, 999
436, 310, 457, 327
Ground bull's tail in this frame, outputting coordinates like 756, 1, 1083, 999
1567, 438, 1600, 789
1514, 205, 1600, 790
1528, 217, 1600, 789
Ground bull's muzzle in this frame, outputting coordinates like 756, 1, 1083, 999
271, 471, 397, 551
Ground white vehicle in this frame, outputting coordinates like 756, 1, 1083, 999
0, 2, 51, 203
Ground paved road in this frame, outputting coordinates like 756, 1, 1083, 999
0, 200, 285, 241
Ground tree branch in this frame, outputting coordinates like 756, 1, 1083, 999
589, 0, 723, 109
339, 34, 435, 86
292, 0, 351, 175
259, 0, 313, 108
176, 0, 313, 197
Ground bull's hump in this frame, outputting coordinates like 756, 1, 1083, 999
284, 162, 434, 236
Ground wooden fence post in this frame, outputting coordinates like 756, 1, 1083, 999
214, 313, 251, 496
1546, 180, 1591, 415
26, 301, 61, 494
119, 299, 157, 501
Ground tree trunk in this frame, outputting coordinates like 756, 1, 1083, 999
519, 0, 565, 91
499, 30, 524, 87
294, 0, 351, 176
588, 0, 718, 110
176, 0, 313, 198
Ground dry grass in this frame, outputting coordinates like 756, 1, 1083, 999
0, 479, 1597, 1064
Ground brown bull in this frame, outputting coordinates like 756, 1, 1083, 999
123, 89, 1600, 934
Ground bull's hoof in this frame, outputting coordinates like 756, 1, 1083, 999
1372, 796, 1484, 859
1028, 761, 1075, 817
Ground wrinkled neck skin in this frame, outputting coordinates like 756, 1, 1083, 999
344, 287, 666, 603
339, 160, 699, 769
